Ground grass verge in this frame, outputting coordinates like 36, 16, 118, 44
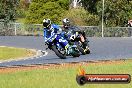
0, 46, 36, 60
0, 60, 131, 88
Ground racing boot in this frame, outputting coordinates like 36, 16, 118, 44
65, 44, 73, 55
83, 41, 90, 54
82, 39, 90, 53
82, 38, 89, 48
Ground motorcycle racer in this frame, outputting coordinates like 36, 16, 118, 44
62, 18, 90, 53
43, 19, 75, 55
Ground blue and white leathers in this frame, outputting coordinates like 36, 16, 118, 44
43, 24, 69, 49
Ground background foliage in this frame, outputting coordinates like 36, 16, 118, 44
81, 0, 132, 27
0, 0, 19, 23
63, 8, 99, 26
25, 0, 69, 24
0, 0, 132, 27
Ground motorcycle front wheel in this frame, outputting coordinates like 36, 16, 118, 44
51, 45, 66, 59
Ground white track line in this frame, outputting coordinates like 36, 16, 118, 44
0, 48, 48, 63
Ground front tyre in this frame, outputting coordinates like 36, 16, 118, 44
51, 45, 66, 59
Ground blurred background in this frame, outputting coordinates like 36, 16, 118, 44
0, 0, 132, 37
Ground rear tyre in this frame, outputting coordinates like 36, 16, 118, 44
51, 45, 66, 59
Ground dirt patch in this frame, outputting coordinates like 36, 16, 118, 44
0, 59, 131, 74
25, 49, 36, 57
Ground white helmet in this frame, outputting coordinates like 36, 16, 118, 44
62, 18, 70, 29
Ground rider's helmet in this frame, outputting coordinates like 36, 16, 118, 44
43, 19, 51, 28
62, 18, 70, 29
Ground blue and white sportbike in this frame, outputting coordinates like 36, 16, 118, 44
44, 25, 80, 59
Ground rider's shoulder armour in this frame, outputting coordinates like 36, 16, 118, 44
51, 24, 59, 29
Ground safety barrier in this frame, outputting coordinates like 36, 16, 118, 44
0, 22, 132, 37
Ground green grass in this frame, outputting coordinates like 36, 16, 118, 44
0, 47, 35, 60
0, 60, 131, 88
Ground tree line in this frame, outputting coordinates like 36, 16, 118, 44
0, 0, 132, 27
81, 0, 132, 27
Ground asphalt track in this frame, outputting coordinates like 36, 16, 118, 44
0, 36, 132, 67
